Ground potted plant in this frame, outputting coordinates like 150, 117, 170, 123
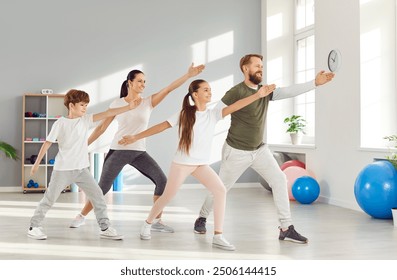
0, 141, 19, 160
383, 135, 397, 170
284, 115, 306, 145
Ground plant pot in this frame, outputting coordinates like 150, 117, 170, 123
290, 133, 303, 145
392, 208, 397, 228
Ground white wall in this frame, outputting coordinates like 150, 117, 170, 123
0, 0, 262, 188
264, 0, 393, 211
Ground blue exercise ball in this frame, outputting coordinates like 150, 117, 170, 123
292, 176, 320, 204
354, 160, 397, 219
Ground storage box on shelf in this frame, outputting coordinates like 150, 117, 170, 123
22, 93, 70, 193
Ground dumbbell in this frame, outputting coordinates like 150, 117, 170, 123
26, 155, 38, 164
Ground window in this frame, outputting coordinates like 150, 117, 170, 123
265, 0, 315, 145
360, 0, 397, 148
294, 0, 315, 142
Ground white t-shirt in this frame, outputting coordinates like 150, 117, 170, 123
109, 96, 153, 151
167, 102, 225, 165
47, 114, 95, 170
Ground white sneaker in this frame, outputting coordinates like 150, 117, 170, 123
212, 234, 235, 251
140, 221, 152, 240
100, 227, 123, 240
27, 227, 47, 240
69, 213, 86, 228
151, 220, 174, 233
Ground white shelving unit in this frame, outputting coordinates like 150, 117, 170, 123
22, 93, 69, 193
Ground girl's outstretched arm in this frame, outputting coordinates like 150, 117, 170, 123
118, 121, 171, 145
222, 84, 276, 117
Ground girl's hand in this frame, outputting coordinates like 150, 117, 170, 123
257, 84, 276, 98
187, 63, 205, 77
118, 135, 137, 145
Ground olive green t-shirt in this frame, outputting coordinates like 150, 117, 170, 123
221, 82, 272, 151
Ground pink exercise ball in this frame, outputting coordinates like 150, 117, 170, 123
283, 166, 311, 200
280, 160, 306, 171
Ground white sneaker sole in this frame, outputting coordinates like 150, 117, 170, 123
151, 227, 174, 233
140, 234, 151, 240
212, 243, 236, 251
69, 222, 85, 228
281, 237, 308, 244
100, 234, 124, 240
27, 234, 47, 240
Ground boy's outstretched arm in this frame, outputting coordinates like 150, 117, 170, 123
30, 141, 52, 176
118, 121, 171, 146
92, 97, 142, 123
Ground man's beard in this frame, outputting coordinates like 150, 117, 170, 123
248, 71, 262, 85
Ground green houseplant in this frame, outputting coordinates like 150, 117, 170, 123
0, 141, 19, 160
383, 135, 397, 170
284, 115, 306, 145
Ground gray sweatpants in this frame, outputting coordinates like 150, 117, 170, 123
199, 142, 293, 229
30, 168, 110, 230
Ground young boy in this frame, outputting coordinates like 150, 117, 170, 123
28, 89, 141, 240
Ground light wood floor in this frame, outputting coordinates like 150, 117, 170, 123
0, 184, 397, 260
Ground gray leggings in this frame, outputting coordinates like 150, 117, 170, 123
99, 150, 167, 196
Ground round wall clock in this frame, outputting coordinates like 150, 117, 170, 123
327, 49, 341, 72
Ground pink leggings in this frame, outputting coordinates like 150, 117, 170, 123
147, 163, 227, 232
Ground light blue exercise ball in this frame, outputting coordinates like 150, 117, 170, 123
354, 160, 397, 219
292, 176, 320, 204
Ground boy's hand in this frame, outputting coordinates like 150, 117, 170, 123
118, 135, 137, 146
128, 96, 143, 109
187, 63, 205, 78
257, 84, 276, 98
30, 164, 39, 176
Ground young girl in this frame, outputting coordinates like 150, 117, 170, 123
69, 64, 204, 232
118, 79, 275, 250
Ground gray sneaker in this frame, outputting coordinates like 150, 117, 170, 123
100, 227, 123, 240
27, 227, 47, 240
140, 221, 152, 240
151, 220, 174, 233
70, 213, 85, 228
279, 225, 308, 243
212, 234, 236, 251
194, 217, 207, 234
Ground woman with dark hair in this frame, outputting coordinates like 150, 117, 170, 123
69, 64, 205, 233
118, 79, 275, 250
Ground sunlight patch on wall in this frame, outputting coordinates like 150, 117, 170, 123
72, 64, 144, 106
207, 75, 234, 164
191, 31, 234, 64
267, 13, 282, 41
267, 57, 283, 84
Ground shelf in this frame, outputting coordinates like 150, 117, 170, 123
22, 93, 68, 193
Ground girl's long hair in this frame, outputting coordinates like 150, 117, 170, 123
178, 79, 205, 155
120, 70, 144, 98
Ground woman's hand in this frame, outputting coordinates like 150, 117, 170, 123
187, 63, 205, 78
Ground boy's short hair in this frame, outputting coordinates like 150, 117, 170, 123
239, 54, 263, 72
64, 89, 90, 109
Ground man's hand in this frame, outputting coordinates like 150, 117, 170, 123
315, 71, 335, 86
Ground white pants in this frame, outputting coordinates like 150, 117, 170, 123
147, 163, 227, 232
199, 142, 292, 229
